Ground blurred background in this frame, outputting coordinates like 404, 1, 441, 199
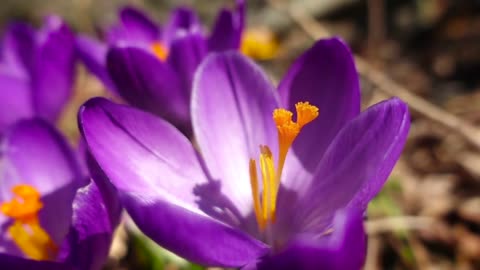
2, 0, 480, 269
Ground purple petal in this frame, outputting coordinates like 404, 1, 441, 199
75, 35, 118, 93
123, 193, 268, 267
163, 7, 202, 45
78, 97, 205, 201
32, 16, 75, 122
79, 97, 268, 266
119, 7, 160, 40
106, 6, 160, 45
167, 33, 207, 97
1, 22, 36, 77
0, 72, 33, 132
208, 0, 245, 51
0, 253, 68, 270
192, 52, 279, 218
62, 158, 121, 270
106, 46, 189, 131
86, 154, 122, 231
293, 98, 409, 233
258, 208, 366, 270
0, 119, 84, 245
278, 38, 361, 186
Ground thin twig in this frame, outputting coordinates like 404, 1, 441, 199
355, 58, 480, 151
267, 0, 480, 150
365, 216, 436, 234
367, 0, 386, 59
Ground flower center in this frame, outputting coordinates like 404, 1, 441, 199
151, 41, 169, 61
1, 184, 58, 261
249, 102, 319, 231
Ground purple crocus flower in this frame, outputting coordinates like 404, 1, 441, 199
0, 119, 120, 270
79, 38, 410, 269
76, 1, 245, 135
0, 16, 75, 133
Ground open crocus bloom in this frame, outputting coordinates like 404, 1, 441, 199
79, 38, 410, 269
0, 119, 120, 270
76, 1, 245, 135
0, 16, 75, 133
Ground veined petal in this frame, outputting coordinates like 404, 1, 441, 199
257, 208, 366, 270
208, 0, 245, 51
106, 46, 189, 131
32, 16, 75, 122
0, 119, 84, 249
0, 72, 33, 132
291, 98, 409, 234
75, 35, 118, 93
106, 6, 160, 45
278, 38, 360, 192
78, 97, 204, 203
79, 98, 268, 266
123, 193, 268, 267
192, 52, 279, 218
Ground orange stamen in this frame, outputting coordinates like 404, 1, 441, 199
249, 102, 319, 231
1, 184, 57, 261
151, 41, 169, 61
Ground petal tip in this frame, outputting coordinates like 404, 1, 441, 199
78, 97, 112, 127
310, 37, 354, 59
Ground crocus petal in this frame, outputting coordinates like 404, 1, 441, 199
1, 22, 35, 77
78, 97, 204, 202
79, 97, 268, 266
167, 33, 207, 96
0, 119, 84, 245
292, 98, 409, 233
163, 7, 202, 45
124, 193, 269, 267
0, 72, 33, 132
106, 6, 160, 45
278, 38, 360, 185
75, 35, 118, 93
0, 253, 68, 270
208, 0, 245, 51
257, 208, 366, 270
86, 154, 122, 227
62, 157, 121, 270
192, 52, 279, 217
32, 16, 75, 122
0, 216, 21, 257
106, 46, 189, 130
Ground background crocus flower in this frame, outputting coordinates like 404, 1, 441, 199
0, 16, 75, 133
76, 0, 245, 135
0, 119, 120, 270
241, 28, 279, 60
79, 38, 410, 269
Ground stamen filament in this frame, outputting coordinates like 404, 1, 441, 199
249, 159, 265, 230
260, 146, 276, 220
259, 152, 270, 221
8, 220, 57, 260
249, 101, 319, 232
